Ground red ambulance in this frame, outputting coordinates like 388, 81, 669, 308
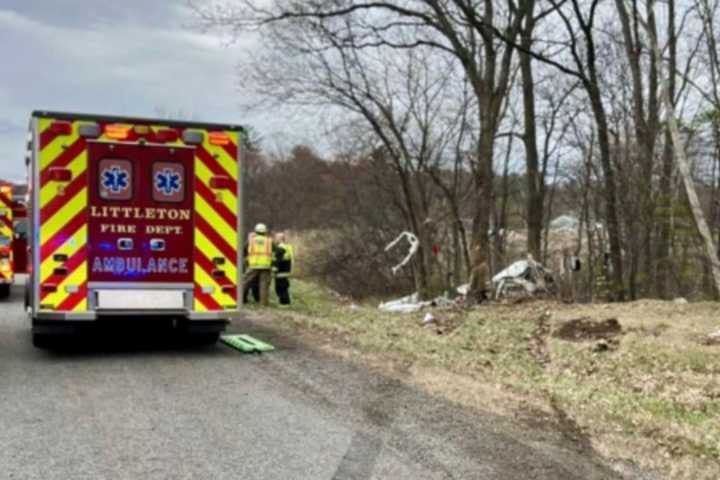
26, 111, 243, 347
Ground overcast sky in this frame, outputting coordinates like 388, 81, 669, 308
0, 0, 319, 183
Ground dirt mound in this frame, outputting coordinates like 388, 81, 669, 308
552, 317, 622, 341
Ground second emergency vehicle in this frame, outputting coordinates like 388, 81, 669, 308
0, 185, 14, 298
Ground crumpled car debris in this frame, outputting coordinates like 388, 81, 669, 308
493, 257, 554, 299
378, 292, 455, 313
385, 232, 419, 275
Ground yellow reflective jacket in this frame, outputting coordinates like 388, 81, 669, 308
247, 233, 273, 270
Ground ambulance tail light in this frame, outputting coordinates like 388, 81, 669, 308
49, 167, 72, 182
210, 176, 233, 190
49, 121, 73, 135
208, 132, 230, 146
156, 129, 179, 143
105, 124, 130, 140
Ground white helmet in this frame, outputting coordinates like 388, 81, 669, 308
254, 223, 268, 234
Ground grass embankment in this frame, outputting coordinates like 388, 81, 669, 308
248, 280, 720, 479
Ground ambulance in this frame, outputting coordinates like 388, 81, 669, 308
26, 111, 243, 347
0, 185, 14, 298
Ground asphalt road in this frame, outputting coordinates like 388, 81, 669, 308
0, 279, 627, 480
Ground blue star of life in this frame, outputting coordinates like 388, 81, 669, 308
155, 168, 181, 195
102, 167, 129, 193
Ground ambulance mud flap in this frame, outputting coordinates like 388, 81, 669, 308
221, 334, 275, 353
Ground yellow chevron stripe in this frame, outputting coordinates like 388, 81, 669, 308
39, 149, 87, 209
194, 193, 237, 247
73, 298, 88, 312
195, 159, 238, 216
203, 136, 238, 180
40, 187, 87, 243
39, 225, 87, 284
194, 296, 208, 311
38, 119, 80, 170
41, 261, 86, 308
194, 227, 238, 282
194, 264, 235, 307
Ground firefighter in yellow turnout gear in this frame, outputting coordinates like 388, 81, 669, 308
273, 232, 293, 306
243, 223, 274, 306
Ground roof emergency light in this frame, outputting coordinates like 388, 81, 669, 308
78, 123, 101, 138
208, 131, 230, 146
133, 125, 150, 135
182, 130, 204, 145
156, 129, 179, 143
105, 124, 130, 140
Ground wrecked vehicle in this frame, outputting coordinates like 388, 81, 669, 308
492, 256, 556, 299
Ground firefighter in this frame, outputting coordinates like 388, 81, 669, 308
243, 223, 273, 306
273, 232, 294, 306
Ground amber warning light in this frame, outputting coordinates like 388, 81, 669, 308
105, 124, 130, 140
208, 132, 231, 146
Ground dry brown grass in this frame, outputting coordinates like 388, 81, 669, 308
247, 281, 720, 479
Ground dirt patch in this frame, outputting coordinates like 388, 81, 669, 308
553, 317, 622, 342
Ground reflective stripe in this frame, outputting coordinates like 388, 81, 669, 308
247, 233, 272, 269
275, 242, 294, 278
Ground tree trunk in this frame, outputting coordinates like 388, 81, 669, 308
520, 4, 543, 260
644, 4, 720, 298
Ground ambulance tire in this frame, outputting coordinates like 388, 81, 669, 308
190, 332, 220, 346
32, 333, 56, 349
0, 284, 10, 299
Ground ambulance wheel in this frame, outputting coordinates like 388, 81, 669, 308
32, 333, 56, 349
191, 333, 220, 346
0, 284, 10, 299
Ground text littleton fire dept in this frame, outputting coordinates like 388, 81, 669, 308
90, 206, 191, 221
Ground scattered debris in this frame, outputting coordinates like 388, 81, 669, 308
422, 312, 436, 325
385, 231, 419, 275
493, 255, 555, 299
704, 329, 720, 346
552, 317, 622, 342
378, 291, 455, 313
672, 297, 688, 305
379, 292, 425, 313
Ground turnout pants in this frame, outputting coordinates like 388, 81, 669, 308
243, 269, 272, 306
275, 277, 291, 305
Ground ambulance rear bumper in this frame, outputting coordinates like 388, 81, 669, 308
34, 310, 233, 321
